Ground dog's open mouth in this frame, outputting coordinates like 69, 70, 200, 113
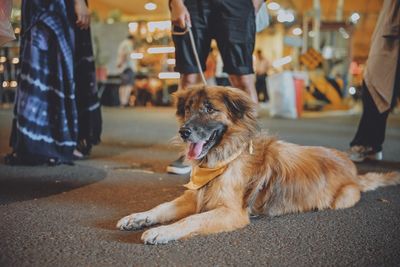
187, 131, 218, 160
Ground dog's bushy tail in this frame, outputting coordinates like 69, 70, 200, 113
357, 172, 400, 192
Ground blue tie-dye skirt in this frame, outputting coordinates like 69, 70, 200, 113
7, 0, 101, 165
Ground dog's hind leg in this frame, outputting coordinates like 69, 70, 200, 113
331, 183, 361, 210
141, 207, 250, 244
117, 190, 197, 231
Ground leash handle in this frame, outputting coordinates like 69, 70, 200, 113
171, 22, 208, 86
171, 27, 189, 35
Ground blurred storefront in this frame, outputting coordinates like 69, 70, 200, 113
0, 0, 384, 114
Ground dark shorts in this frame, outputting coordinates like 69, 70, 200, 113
173, 0, 256, 75
120, 68, 135, 85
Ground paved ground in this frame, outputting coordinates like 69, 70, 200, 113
0, 106, 399, 267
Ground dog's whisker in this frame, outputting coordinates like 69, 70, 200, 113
168, 136, 184, 146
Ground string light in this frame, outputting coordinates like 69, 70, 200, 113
166, 58, 176, 65
158, 72, 180, 79
267, 2, 280, 11
350, 12, 360, 23
147, 21, 171, 32
130, 53, 144, 59
292, 27, 302, 35
10, 81, 18, 87
277, 9, 295, 23
272, 56, 292, 68
147, 46, 175, 54
128, 22, 138, 33
144, 2, 157, 11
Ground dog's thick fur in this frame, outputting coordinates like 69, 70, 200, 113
117, 86, 400, 244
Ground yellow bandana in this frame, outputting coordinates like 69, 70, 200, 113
183, 141, 253, 190
184, 164, 228, 190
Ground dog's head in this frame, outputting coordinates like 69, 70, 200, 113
174, 86, 258, 164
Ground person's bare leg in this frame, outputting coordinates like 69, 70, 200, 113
125, 85, 133, 105
229, 74, 258, 104
118, 85, 128, 106
180, 73, 199, 90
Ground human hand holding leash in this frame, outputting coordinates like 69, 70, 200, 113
169, 0, 191, 29
169, 0, 206, 86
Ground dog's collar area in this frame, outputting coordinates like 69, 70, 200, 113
184, 141, 254, 190
184, 164, 229, 190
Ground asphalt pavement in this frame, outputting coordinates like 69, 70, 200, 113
0, 106, 399, 267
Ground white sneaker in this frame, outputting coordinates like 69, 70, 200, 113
347, 146, 383, 162
166, 156, 192, 175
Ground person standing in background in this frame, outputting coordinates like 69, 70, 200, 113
117, 35, 136, 107
348, 0, 399, 162
254, 49, 271, 102
5, 0, 102, 165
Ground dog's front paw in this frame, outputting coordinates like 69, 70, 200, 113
141, 226, 180, 245
116, 212, 154, 231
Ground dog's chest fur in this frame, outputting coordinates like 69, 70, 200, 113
195, 157, 248, 213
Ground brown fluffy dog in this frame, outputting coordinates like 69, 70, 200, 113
117, 86, 400, 244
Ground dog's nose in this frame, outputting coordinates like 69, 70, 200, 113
179, 127, 192, 140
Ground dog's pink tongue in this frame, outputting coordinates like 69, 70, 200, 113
188, 141, 205, 160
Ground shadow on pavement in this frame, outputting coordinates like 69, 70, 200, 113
0, 164, 107, 204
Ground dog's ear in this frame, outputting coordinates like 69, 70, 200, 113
173, 90, 188, 118
222, 88, 254, 121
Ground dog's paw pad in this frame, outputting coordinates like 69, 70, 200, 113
116, 213, 152, 231
141, 227, 176, 245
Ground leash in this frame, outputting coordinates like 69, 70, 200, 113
171, 24, 208, 86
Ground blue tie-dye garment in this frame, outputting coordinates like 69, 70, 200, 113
9, 0, 101, 164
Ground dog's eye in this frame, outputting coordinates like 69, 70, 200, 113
206, 106, 214, 113
185, 106, 191, 115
